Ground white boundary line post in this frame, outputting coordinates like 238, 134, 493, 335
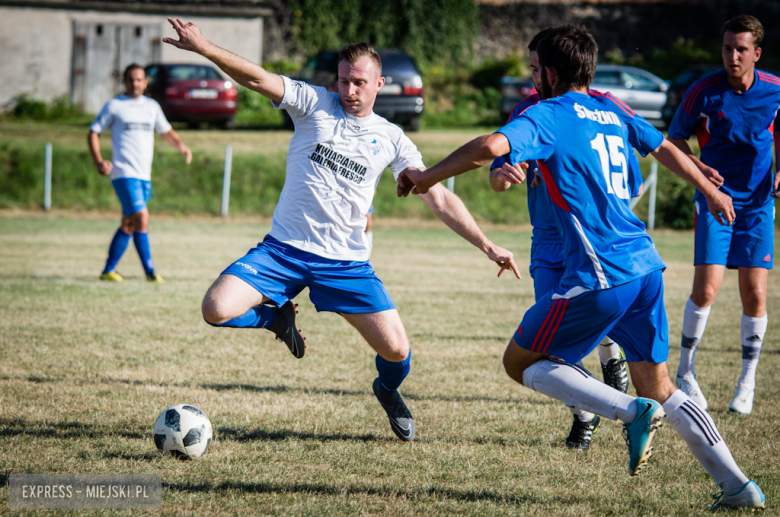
629, 159, 659, 231
221, 145, 232, 218
44, 142, 52, 212
446, 177, 454, 192
647, 160, 658, 231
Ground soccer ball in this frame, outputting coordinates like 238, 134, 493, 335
153, 404, 212, 459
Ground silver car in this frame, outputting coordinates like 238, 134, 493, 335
590, 65, 669, 127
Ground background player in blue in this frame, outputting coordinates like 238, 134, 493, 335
668, 15, 780, 416
164, 18, 520, 443
89, 64, 192, 283
399, 25, 764, 510
489, 27, 644, 451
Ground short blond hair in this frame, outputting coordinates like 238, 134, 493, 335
338, 42, 382, 75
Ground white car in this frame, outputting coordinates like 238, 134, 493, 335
590, 65, 669, 128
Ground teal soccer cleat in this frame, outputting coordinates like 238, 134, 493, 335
711, 481, 765, 510
623, 398, 665, 476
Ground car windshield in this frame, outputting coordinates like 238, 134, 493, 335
379, 53, 417, 74
593, 70, 621, 85
167, 65, 222, 80
621, 71, 659, 91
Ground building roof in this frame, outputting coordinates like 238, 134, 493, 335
0, 0, 277, 17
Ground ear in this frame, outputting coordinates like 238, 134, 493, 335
545, 66, 558, 88
377, 76, 386, 89
755, 46, 762, 62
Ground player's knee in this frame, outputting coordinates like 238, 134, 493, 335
502, 349, 526, 384
201, 296, 228, 325
691, 284, 717, 307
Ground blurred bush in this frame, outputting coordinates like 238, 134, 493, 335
605, 38, 718, 80
3, 93, 91, 123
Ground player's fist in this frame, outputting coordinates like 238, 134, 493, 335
701, 164, 724, 188
96, 160, 112, 176
180, 144, 192, 164
497, 162, 528, 185
396, 167, 429, 196
772, 171, 780, 198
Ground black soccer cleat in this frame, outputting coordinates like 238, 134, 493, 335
566, 415, 600, 450
372, 378, 415, 442
268, 301, 306, 358
602, 356, 629, 394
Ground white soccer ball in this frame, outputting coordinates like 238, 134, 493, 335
153, 404, 213, 459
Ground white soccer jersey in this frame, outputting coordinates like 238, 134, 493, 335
90, 95, 172, 181
270, 76, 424, 261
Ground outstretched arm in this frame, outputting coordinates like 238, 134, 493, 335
161, 129, 192, 164
163, 18, 284, 104
398, 133, 511, 197
415, 182, 521, 279
651, 139, 734, 225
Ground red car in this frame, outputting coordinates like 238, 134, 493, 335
145, 64, 238, 129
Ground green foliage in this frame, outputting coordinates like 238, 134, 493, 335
236, 88, 284, 128
605, 38, 718, 80
286, 0, 479, 67
4, 93, 91, 123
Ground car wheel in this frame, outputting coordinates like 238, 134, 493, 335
402, 116, 421, 132
219, 118, 236, 130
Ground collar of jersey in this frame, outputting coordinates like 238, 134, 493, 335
341, 105, 377, 125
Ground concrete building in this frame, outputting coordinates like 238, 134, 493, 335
0, 0, 274, 113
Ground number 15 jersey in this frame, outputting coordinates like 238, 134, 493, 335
497, 91, 666, 292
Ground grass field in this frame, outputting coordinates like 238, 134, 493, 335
1, 214, 779, 516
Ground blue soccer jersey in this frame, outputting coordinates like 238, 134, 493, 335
497, 91, 666, 291
668, 69, 780, 208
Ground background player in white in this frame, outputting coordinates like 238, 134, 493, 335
163, 18, 520, 442
668, 15, 780, 415
89, 64, 192, 283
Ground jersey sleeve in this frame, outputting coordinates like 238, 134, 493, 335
490, 96, 540, 170
627, 149, 643, 198
152, 100, 172, 134
495, 103, 556, 165
623, 113, 663, 156
389, 132, 425, 179
89, 101, 113, 134
668, 90, 702, 141
274, 75, 333, 120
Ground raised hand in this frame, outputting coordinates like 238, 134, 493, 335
163, 18, 211, 54
486, 244, 521, 279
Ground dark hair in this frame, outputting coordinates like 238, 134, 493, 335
123, 63, 145, 82
528, 27, 558, 52
536, 24, 597, 89
338, 42, 382, 75
723, 15, 764, 47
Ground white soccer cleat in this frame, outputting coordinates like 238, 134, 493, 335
676, 374, 708, 410
729, 385, 754, 415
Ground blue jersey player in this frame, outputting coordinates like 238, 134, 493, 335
399, 25, 763, 510
668, 15, 779, 416
164, 19, 520, 443
489, 28, 645, 450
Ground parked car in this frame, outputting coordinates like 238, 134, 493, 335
590, 65, 669, 127
500, 76, 536, 121
144, 63, 238, 129
499, 65, 669, 128
288, 49, 425, 131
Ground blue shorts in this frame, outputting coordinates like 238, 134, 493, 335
222, 235, 396, 314
694, 200, 774, 269
112, 178, 152, 216
513, 270, 669, 365
529, 242, 565, 302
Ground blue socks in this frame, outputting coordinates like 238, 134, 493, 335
133, 232, 155, 274
206, 305, 277, 329
103, 228, 132, 274
376, 351, 411, 394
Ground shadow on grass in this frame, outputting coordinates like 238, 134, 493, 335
162, 479, 578, 505
0, 417, 146, 440
412, 333, 508, 342
217, 426, 386, 443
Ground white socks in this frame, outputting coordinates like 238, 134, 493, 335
523, 359, 637, 423
598, 337, 621, 364
678, 297, 711, 378
738, 313, 767, 391
662, 390, 748, 495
